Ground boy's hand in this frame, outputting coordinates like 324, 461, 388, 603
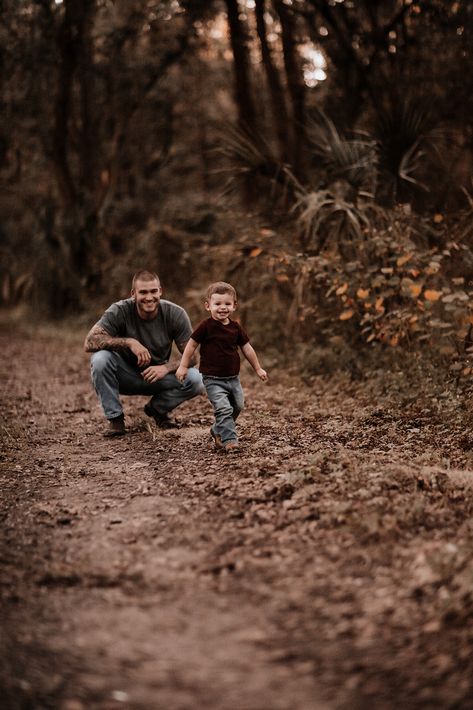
176, 365, 188, 383
257, 368, 268, 382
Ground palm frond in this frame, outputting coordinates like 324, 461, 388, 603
292, 188, 370, 251
375, 96, 438, 190
306, 110, 378, 196
215, 123, 301, 200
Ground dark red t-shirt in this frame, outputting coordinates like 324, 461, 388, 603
191, 318, 250, 377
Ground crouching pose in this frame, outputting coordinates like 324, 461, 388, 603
84, 269, 204, 437
176, 281, 267, 453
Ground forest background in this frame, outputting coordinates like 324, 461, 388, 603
2, 0, 473, 379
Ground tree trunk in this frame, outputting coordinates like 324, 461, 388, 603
224, 0, 258, 134
255, 0, 290, 164
274, 0, 307, 180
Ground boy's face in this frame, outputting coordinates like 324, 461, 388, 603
205, 292, 236, 324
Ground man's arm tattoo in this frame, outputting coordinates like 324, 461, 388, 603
84, 324, 130, 353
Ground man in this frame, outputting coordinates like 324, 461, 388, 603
84, 270, 203, 436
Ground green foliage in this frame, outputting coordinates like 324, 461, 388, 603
306, 111, 378, 197
216, 123, 299, 202
292, 187, 371, 253
228, 203, 473, 375
374, 97, 442, 201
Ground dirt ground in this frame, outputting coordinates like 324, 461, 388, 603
1, 321, 473, 710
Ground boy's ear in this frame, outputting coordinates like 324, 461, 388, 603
204, 300, 210, 311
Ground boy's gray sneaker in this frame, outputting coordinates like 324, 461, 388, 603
144, 403, 179, 429
104, 414, 125, 437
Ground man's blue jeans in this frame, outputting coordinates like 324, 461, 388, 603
203, 375, 244, 445
90, 351, 203, 420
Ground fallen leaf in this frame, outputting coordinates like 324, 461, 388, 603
336, 282, 348, 295
409, 284, 423, 298
375, 297, 385, 312
424, 289, 442, 301
249, 247, 263, 257
397, 253, 412, 267
339, 309, 354, 320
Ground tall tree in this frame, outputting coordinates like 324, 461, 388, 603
274, 0, 307, 179
255, 0, 290, 164
224, 0, 258, 134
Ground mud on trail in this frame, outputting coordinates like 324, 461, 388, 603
1, 323, 473, 710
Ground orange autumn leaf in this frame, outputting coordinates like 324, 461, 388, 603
424, 289, 442, 301
339, 309, 354, 320
336, 282, 348, 295
433, 213, 444, 223
249, 247, 263, 257
397, 253, 412, 267
275, 274, 289, 282
356, 288, 370, 299
409, 283, 423, 298
375, 297, 385, 312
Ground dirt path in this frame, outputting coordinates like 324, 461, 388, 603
1, 323, 473, 709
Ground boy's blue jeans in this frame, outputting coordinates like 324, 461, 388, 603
90, 351, 203, 420
203, 375, 244, 445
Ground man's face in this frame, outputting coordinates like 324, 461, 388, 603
205, 292, 236, 323
132, 278, 162, 319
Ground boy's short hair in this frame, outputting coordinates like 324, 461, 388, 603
132, 270, 160, 289
206, 281, 237, 302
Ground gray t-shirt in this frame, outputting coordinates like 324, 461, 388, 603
98, 298, 192, 367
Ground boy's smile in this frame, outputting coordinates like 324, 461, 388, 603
205, 293, 237, 324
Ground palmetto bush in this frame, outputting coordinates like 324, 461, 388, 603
305, 110, 378, 198
292, 187, 373, 255
291, 111, 378, 253
374, 96, 443, 203
216, 123, 299, 203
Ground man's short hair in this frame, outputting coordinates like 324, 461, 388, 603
206, 281, 237, 302
132, 270, 160, 290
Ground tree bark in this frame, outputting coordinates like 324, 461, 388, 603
224, 0, 258, 133
274, 0, 307, 180
255, 0, 290, 164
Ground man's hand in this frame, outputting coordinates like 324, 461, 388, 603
176, 365, 188, 383
141, 364, 169, 383
127, 338, 152, 367
256, 368, 268, 381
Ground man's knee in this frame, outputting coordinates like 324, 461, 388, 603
91, 350, 116, 375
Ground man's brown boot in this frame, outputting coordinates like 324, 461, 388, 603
104, 414, 125, 437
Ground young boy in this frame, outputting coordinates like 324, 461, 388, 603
176, 282, 268, 453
